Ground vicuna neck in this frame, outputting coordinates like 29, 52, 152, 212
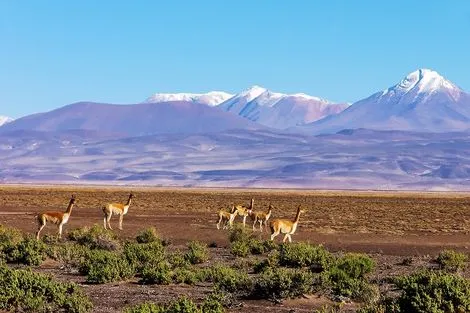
66, 200, 75, 214
294, 207, 302, 223
126, 196, 132, 206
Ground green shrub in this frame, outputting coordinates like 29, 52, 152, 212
230, 240, 250, 257
172, 268, 200, 285
3, 236, 47, 266
124, 241, 166, 274
228, 225, 250, 243
393, 270, 470, 313
68, 225, 120, 250
253, 250, 280, 273
168, 250, 191, 269
252, 267, 317, 301
136, 227, 161, 244
185, 241, 209, 264
48, 242, 91, 268
0, 263, 92, 313
436, 250, 468, 272
123, 295, 224, 313
200, 292, 225, 313
334, 253, 375, 279
207, 264, 252, 293
323, 253, 376, 300
140, 261, 172, 285
278, 242, 334, 270
79, 249, 134, 284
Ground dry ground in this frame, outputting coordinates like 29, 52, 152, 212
2, 185, 470, 312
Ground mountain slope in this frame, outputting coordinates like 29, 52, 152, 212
300, 69, 470, 134
0, 101, 265, 136
144, 91, 233, 106
218, 86, 348, 129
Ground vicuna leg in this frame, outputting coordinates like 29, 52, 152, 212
217, 215, 222, 229
242, 215, 247, 227
106, 212, 113, 230
36, 222, 46, 240
119, 214, 124, 230
259, 220, 263, 232
252, 219, 257, 231
58, 224, 63, 239
283, 233, 290, 243
270, 230, 280, 241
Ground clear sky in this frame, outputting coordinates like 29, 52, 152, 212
1, 0, 469, 118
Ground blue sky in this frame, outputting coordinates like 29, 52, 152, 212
1, 0, 469, 118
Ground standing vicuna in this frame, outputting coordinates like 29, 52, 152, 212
36, 194, 77, 240
248, 204, 274, 232
235, 198, 254, 228
216, 206, 240, 230
103, 192, 134, 230
269, 205, 305, 242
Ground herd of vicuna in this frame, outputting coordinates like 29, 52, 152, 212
35, 194, 305, 243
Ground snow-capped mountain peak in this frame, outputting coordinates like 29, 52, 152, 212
238, 85, 268, 102
383, 68, 461, 97
0, 116, 13, 126
144, 91, 233, 106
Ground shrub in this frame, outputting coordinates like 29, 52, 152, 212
230, 240, 250, 257
3, 236, 47, 266
168, 250, 191, 269
185, 241, 209, 264
79, 249, 134, 284
123, 295, 224, 313
228, 225, 250, 243
0, 263, 93, 313
393, 270, 470, 313
124, 241, 166, 274
436, 250, 468, 272
253, 250, 280, 273
207, 264, 252, 293
172, 268, 200, 285
278, 242, 334, 270
323, 253, 376, 300
68, 225, 120, 251
140, 261, 172, 285
48, 242, 91, 268
252, 267, 317, 301
136, 227, 161, 244
334, 253, 375, 279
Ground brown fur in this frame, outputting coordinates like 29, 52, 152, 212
235, 198, 254, 227
216, 206, 239, 230
269, 205, 305, 243
36, 195, 76, 240
103, 193, 134, 230
249, 204, 273, 232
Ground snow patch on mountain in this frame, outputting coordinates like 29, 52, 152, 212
0, 116, 13, 126
218, 86, 348, 129
144, 91, 233, 106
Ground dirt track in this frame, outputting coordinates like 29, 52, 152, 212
2, 185, 470, 312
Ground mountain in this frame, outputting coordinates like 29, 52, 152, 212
3, 128, 470, 190
300, 69, 470, 134
217, 86, 348, 129
0, 116, 13, 126
144, 91, 233, 106
0, 101, 265, 136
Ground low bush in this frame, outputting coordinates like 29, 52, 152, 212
68, 225, 120, 251
123, 295, 224, 313
322, 253, 376, 301
79, 249, 134, 284
252, 267, 317, 301
3, 236, 47, 266
140, 261, 172, 285
168, 250, 191, 269
0, 263, 93, 313
136, 227, 161, 244
207, 264, 252, 293
436, 250, 468, 273
124, 241, 166, 274
185, 241, 209, 264
278, 242, 334, 270
48, 242, 91, 268
393, 270, 470, 313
